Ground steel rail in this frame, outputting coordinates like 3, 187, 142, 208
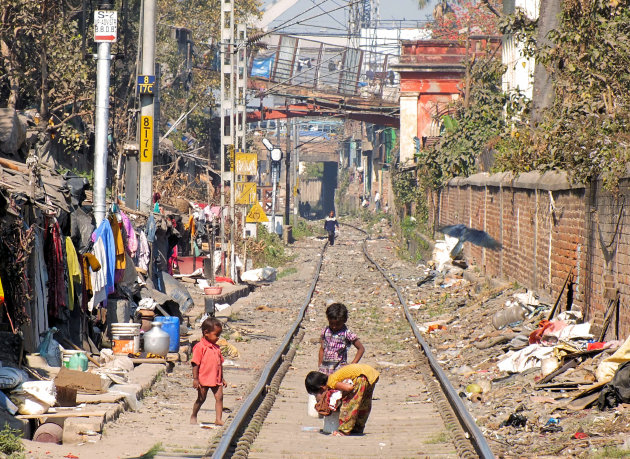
211, 240, 328, 458
342, 222, 495, 459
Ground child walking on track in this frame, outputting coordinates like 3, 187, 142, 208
324, 211, 339, 246
319, 303, 365, 375
191, 317, 226, 425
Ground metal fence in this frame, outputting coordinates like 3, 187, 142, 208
251, 35, 397, 98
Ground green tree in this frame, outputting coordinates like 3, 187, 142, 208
494, 0, 630, 190
155, 0, 261, 153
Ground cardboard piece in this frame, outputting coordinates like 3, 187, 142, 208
54, 367, 105, 394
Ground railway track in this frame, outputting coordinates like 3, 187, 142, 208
206, 223, 494, 458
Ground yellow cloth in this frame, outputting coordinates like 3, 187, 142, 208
84, 253, 101, 272
109, 216, 126, 271
327, 364, 380, 388
597, 335, 630, 382
184, 214, 195, 235
65, 237, 81, 311
0, 274, 4, 303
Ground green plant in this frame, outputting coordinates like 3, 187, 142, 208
139, 443, 163, 459
417, 55, 526, 189
251, 224, 293, 268
593, 446, 630, 458
424, 431, 450, 444
303, 163, 324, 180
291, 219, 314, 239
57, 167, 94, 185
277, 267, 297, 279
0, 423, 24, 457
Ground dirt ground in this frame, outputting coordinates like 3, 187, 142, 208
19, 216, 630, 458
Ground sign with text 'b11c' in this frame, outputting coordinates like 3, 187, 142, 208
94, 11, 117, 43
140, 116, 153, 162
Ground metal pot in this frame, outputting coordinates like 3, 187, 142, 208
143, 322, 170, 356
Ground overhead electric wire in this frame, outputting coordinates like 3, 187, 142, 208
309, 0, 347, 29
251, 0, 363, 44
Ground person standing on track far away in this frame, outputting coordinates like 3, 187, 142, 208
305, 363, 380, 436
318, 303, 365, 375
190, 317, 227, 425
374, 191, 381, 212
324, 210, 339, 246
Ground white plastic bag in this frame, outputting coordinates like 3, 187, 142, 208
10, 381, 57, 415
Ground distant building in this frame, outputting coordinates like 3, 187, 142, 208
392, 37, 501, 164
502, 0, 539, 99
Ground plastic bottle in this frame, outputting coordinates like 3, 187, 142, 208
492, 304, 527, 330
68, 353, 81, 370
77, 352, 88, 371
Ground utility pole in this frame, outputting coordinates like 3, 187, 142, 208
220, 0, 244, 281
138, 0, 156, 213
220, 0, 232, 276
93, 2, 117, 226
233, 23, 247, 282
284, 105, 291, 225
124, 1, 143, 210
292, 121, 299, 226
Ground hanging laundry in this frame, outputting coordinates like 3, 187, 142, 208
109, 215, 126, 282
91, 219, 116, 304
184, 214, 195, 235
120, 211, 138, 256
22, 228, 48, 352
137, 231, 150, 271
82, 253, 100, 309
89, 237, 108, 311
65, 237, 81, 311
146, 213, 157, 243
44, 219, 67, 318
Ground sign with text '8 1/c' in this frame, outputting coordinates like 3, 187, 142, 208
140, 116, 153, 162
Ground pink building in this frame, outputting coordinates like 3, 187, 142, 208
392, 38, 501, 163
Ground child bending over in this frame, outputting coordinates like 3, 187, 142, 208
319, 303, 364, 375
191, 317, 227, 425
305, 364, 380, 436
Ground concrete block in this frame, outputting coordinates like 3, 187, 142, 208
128, 362, 166, 392
62, 416, 104, 444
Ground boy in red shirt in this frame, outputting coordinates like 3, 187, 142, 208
190, 317, 226, 425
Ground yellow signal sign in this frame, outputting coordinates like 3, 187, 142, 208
246, 202, 268, 223
236, 182, 257, 205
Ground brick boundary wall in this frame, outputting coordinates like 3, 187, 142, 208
437, 171, 630, 339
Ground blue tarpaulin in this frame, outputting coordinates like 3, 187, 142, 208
251, 55, 275, 79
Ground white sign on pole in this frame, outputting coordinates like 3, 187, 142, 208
94, 11, 117, 43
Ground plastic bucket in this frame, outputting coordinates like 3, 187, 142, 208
112, 334, 138, 354
111, 323, 141, 334
154, 316, 180, 353
111, 323, 140, 354
307, 394, 319, 418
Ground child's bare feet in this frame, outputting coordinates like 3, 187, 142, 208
332, 430, 348, 437
214, 419, 224, 426
190, 416, 198, 425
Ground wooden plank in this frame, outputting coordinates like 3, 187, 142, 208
129, 358, 167, 365
16, 411, 106, 419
